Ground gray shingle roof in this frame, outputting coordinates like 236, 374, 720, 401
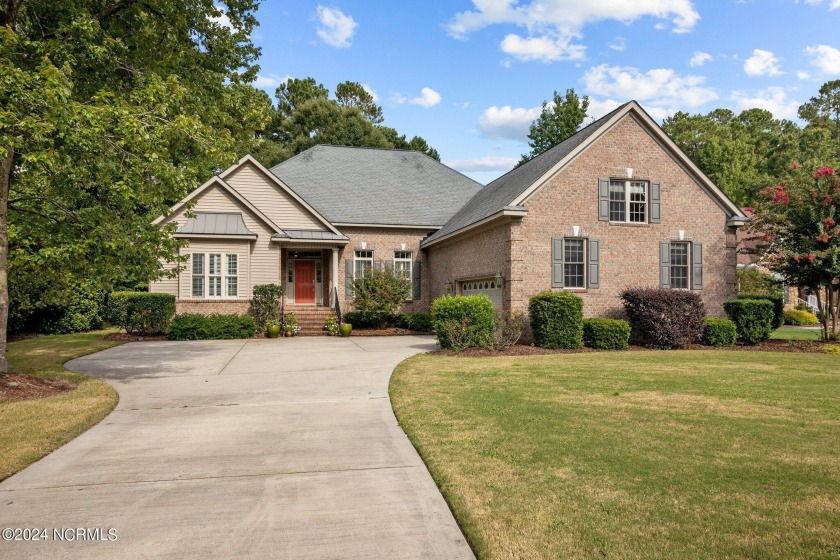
272, 230, 349, 241
270, 145, 483, 227
177, 212, 256, 236
422, 103, 629, 245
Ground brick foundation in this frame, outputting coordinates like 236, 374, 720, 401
175, 300, 251, 315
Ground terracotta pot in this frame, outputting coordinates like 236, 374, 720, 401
266, 324, 280, 339
339, 323, 353, 337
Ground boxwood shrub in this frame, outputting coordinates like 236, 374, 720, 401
620, 288, 705, 349
724, 298, 774, 345
395, 312, 434, 333
342, 310, 394, 329
108, 292, 176, 335
737, 293, 784, 330
582, 318, 630, 350
783, 308, 820, 326
702, 317, 737, 346
431, 295, 495, 349
528, 291, 584, 349
166, 314, 257, 340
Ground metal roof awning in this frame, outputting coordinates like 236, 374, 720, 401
272, 230, 349, 244
174, 212, 257, 239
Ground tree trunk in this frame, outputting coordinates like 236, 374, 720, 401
0, 147, 12, 373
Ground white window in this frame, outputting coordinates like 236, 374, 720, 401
563, 239, 586, 288
609, 180, 647, 223
191, 252, 239, 299
394, 251, 412, 281
354, 250, 373, 279
670, 242, 690, 289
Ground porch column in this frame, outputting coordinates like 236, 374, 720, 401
331, 248, 339, 307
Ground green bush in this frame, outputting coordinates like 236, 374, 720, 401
39, 283, 105, 334
703, 317, 737, 346
167, 314, 257, 340
343, 310, 394, 329
395, 312, 434, 333
249, 284, 284, 332
724, 299, 774, 345
528, 291, 584, 349
737, 293, 784, 330
351, 268, 411, 317
108, 292, 176, 335
582, 318, 630, 350
784, 308, 820, 326
431, 295, 495, 349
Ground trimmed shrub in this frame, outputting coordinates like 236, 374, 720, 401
395, 312, 434, 333
621, 288, 705, 349
784, 308, 820, 326
582, 318, 630, 350
724, 299, 774, 345
351, 267, 411, 318
167, 314, 257, 340
343, 310, 395, 329
737, 293, 784, 330
431, 295, 495, 349
249, 284, 284, 332
703, 317, 737, 347
108, 292, 176, 335
528, 291, 584, 350
39, 284, 105, 334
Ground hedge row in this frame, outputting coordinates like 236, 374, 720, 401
167, 314, 256, 340
109, 292, 176, 335
341, 311, 433, 332
582, 318, 630, 350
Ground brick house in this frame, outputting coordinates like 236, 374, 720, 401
151, 101, 749, 321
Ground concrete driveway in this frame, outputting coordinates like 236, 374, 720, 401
0, 336, 475, 559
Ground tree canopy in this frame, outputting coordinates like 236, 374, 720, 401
519, 89, 589, 166
252, 77, 440, 167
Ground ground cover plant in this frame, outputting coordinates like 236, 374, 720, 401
391, 351, 840, 560
0, 332, 122, 480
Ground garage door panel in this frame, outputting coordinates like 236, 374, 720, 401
460, 278, 503, 308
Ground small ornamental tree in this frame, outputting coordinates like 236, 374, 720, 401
748, 165, 840, 340
350, 268, 411, 325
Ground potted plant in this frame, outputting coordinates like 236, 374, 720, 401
324, 313, 339, 336
266, 319, 281, 339
339, 322, 353, 337
283, 313, 299, 337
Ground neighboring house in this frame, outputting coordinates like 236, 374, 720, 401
151, 101, 749, 321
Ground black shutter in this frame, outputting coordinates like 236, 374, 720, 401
384, 259, 394, 270
660, 242, 671, 289
692, 242, 703, 290
598, 178, 610, 221
588, 239, 600, 289
412, 260, 422, 300
345, 259, 354, 299
650, 182, 661, 223
552, 237, 564, 288
373, 259, 382, 271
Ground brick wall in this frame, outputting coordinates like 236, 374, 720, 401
512, 113, 738, 318
175, 300, 251, 315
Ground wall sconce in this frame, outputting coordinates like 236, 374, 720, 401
572, 225, 580, 237
678, 230, 685, 240
445, 279, 453, 293
494, 271, 504, 288
400, 243, 406, 251
361, 241, 367, 250
626, 167, 634, 178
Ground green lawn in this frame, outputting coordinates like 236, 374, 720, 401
0, 331, 123, 480
770, 326, 823, 340
390, 350, 840, 560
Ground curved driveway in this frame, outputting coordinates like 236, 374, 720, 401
0, 336, 474, 559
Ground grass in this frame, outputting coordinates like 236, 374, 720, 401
0, 331, 123, 480
770, 325, 823, 340
390, 350, 840, 560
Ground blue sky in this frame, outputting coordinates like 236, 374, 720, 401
238, 1, 840, 183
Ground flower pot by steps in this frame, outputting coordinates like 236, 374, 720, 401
266, 324, 281, 339
339, 323, 353, 337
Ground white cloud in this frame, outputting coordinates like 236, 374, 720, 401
500, 33, 586, 62
315, 5, 357, 48
795, 0, 840, 9
254, 74, 291, 90
360, 83, 379, 102
582, 64, 718, 113
210, 5, 235, 31
447, 0, 698, 64
394, 87, 442, 108
797, 70, 811, 80
444, 156, 519, 173
731, 87, 800, 120
478, 105, 543, 140
586, 98, 623, 121
608, 36, 627, 52
805, 44, 840, 74
743, 49, 783, 76
689, 51, 712, 67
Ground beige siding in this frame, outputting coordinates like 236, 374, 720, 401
149, 258, 180, 296
225, 162, 325, 230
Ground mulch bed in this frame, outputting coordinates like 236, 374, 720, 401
0, 373, 75, 403
350, 328, 426, 337
102, 333, 168, 342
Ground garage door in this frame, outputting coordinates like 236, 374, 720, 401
460, 278, 503, 308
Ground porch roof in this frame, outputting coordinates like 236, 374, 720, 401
272, 230, 349, 243
175, 212, 257, 238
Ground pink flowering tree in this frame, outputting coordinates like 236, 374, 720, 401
749, 165, 840, 339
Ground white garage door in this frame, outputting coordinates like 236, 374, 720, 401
460, 278, 503, 308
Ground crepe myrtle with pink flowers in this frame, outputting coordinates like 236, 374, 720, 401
748, 164, 840, 339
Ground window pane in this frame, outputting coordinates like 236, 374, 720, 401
563, 239, 586, 288
209, 276, 222, 297
227, 254, 237, 276
191, 277, 204, 298
609, 180, 626, 221
670, 243, 689, 289
629, 182, 647, 223
226, 277, 238, 297
192, 253, 204, 275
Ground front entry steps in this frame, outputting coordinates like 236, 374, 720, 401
284, 305, 334, 336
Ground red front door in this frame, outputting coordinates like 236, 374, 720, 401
294, 260, 315, 304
